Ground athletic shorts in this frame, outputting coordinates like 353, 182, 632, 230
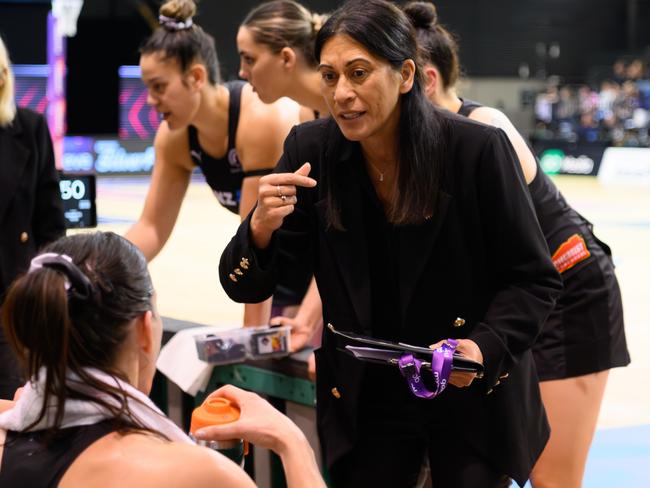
533, 229, 630, 381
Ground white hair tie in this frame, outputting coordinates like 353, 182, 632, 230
159, 14, 193, 31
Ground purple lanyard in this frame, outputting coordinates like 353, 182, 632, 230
398, 339, 458, 399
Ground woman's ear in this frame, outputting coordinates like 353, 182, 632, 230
187, 63, 208, 90
399, 59, 416, 94
423, 64, 439, 99
280, 46, 297, 70
136, 310, 155, 355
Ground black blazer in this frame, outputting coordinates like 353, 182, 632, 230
220, 114, 562, 485
0, 107, 65, 299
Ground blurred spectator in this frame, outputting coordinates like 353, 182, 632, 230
627, 59, 646, 81
533, 56, 650, 147
612, 58, 627, 84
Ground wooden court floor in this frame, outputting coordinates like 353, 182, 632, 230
89, 174, 650, 431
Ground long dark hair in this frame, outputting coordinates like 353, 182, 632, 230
140, 0, 220, 85
403, 1, 460, 89
242, 0, 327, 69
2, 232, 161, 437
315, 0, 447, 228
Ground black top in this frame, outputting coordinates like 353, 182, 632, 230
457, 98, 484, 118
458, 98, 609, 255
355, 158, 416, 400
355, 160, 401, 342
188, 80, 271, 215
0, 421, 117, 487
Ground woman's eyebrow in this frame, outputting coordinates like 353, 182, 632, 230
318, 58, 370, 70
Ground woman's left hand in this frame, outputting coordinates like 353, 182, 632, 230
428, 339, 483, 388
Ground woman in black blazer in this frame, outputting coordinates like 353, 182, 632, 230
219, 1, 562, 486
0, 36, 65, 399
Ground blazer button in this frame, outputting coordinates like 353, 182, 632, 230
229, 273, 238, 282
331, 387, 341, 399
20, 232, 29, 243
453, 317, 465, 327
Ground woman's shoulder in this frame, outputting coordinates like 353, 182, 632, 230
10, 107, 47, 134
435, 107, 508, 160
61, 431, 254, 488
464, 105, 515, 131
282, 118, 337, 166
237, 83, 301, 160
152, 121, 193, 170
438, 106, 500, 142
239, 83, 301, 127
291, 117, 337, 143
15, 106, 43, 123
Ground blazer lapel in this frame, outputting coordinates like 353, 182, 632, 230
0, 115, 30, 220
397, 191, 451, 322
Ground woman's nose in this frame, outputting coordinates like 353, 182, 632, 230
239, 64, 249, 80
333, 76, 355, 105
146, 92, 157, 107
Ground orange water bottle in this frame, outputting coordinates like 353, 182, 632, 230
190, 396, 248, 466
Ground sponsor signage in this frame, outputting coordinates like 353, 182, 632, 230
598, 148, 650, 185
533, 140, 607, 176
63, 136, 155, 174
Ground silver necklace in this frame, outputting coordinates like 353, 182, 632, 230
367, 160, 386, 182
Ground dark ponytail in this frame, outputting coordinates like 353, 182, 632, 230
315, 0, 447, 228
3, 268, 73, 428
2, 232, 158, 436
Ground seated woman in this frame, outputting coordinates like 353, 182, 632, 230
0, 232, 324, 488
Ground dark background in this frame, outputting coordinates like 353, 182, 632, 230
1, 0, 649, 135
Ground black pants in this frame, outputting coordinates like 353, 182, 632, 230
0, 324, 22, 400
329, 367, 511, 488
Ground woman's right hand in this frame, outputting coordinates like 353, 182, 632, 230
250, 162, 316, 250
194, 385, 305, 456
195, 385, 326, 488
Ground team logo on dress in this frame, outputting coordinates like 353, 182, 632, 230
552, 234, 591, 273
214, 190, 238, 208
228, 148, 242, 173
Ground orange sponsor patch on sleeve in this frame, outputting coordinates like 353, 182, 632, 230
552, 234, 591, 273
